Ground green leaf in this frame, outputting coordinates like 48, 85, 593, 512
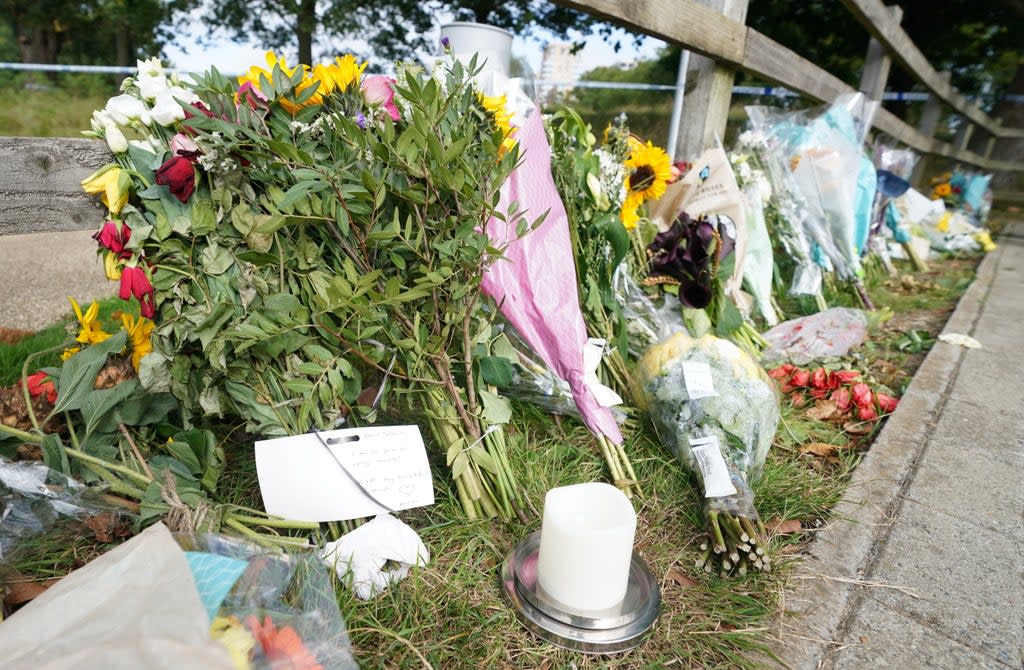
478, 356, 514, 387
41, 433, 71, 475
80, 379, 141, 437
51, 331, 128, 415
479, 389, 512, 425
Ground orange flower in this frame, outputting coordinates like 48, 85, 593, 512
246, 615, 322, 670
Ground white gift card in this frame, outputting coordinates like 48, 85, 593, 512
255, 425, 434, 522
682, 361, 717, 399
689, 435, 737, 498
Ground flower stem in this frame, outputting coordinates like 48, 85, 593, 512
225, 513, 321, 531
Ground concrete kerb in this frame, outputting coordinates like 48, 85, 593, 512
763, 240, 1006, 670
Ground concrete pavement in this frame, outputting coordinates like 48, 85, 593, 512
0, 229, 113, 330
772, 223, 1024, 669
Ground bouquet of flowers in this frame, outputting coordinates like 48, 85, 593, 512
80, 53, 533, 522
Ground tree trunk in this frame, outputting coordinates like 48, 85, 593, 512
115, 26, 132, 67
297, 0, 316, 65
17, 27, 58, 64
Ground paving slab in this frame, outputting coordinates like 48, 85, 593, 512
768, 224, 1023, 669
831, 596, 1013, 670
862, 498, 1024, 668
0, 230, 113, 330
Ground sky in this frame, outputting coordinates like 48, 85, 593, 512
163, 22, 667, 79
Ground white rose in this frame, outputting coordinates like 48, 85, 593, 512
90, 109, 114, 133
103, 123, 128, 153
104, 94, 147, 125
136, 57, 167, 100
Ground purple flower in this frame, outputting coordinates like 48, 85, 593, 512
441, 36, 451, 48
647, 212, 724, 309
355, 113, 367, 129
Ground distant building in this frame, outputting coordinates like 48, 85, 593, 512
539, 42, 580, 103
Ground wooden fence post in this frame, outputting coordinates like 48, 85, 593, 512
984, 117, 1001, 160
672, 0, 749, 160
911, 71, 951, 187
857, 5, 902, 102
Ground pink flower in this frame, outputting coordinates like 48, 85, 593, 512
831, 387, 852, 413
876, 392, 899, 413
361, 75, 399, 121
93, 220, 131, 257
833, 370, 861, 385
810, 367, 828, 390
851, 382, 873, 409
237, 80, 268, 111
767, 364, 794, 380
119, 265, 156, 318
170, 132, 199, 156
857, 405, 878, 421
790, 369, 811, 388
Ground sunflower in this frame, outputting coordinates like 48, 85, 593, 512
121, 313, 154, 371
620, 191, 645, 230
237, 51, 367, 114
478, 93, 518, 155
69, 298, 111, 345
623, 138, 672, 203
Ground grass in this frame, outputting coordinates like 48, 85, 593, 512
0, 248, 983, 667
0, 85, 110, 137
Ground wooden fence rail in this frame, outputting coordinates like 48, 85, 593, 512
0, 0, 1020, 238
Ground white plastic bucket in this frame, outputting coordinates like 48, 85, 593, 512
439, 22, 513, 76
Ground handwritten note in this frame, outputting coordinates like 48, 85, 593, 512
255, 425, 434, 522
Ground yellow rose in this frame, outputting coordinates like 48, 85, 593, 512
81, 165, 132, 216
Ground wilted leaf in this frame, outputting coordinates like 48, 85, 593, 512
842, 421, 873, 435
3, 573, 59, 605
799, 442, 839, 457
666, 567, 698, 588
805, 400, 838, 422
83, 512, 132, 543
765, 518, 803, 534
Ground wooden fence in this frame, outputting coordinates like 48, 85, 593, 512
0, 0, 1021, 238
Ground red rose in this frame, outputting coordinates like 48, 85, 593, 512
857, 405, 878, 421
876, 392, 899, 413
768, 364, 794, 380
810, 367, 828, 389
93, 220, 131, 257
851, 382, 873, 409
25, 371, 57, 404
833, 370, 861, 385
790, 391, 807, 407
810, 387, 829, 400
790, 369, 811, 387
119, 266, 156, 319
831, 387, 852, 413
155, 155, 197, 203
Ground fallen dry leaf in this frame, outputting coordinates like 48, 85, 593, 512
799, 442, 839, 457
82, 512, 133, 543
666, 567, 699, 588
3, 577, 60, 605
765, 518, 803, 535
842, 421, 874, 435
805, 400, 838, 422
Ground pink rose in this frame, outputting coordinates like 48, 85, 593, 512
170, 133, 199, 156
361, 75, 399, 121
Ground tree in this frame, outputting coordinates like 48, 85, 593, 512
745, 0, 1023, 108
0, 0, 171, 66
180, 0, 619, 67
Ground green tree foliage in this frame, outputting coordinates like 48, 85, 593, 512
746, 0, 1023, 106
0, 0, 169, 66
178, 0, 617, 67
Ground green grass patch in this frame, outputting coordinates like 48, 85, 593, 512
0, 85, 110, 138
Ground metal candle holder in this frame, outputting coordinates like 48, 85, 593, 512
500, 531, 661, 654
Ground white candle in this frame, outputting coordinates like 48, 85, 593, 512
536, 482, 637, 612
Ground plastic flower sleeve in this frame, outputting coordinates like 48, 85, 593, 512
633, 332, 779, 574
739, 183, 779, 326
175, 532, 358, 670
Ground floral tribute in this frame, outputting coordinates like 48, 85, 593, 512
79, 53, 533, 521
768, 363, 899, 422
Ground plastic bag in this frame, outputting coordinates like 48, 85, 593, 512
735, 128, 824, 298
634, 332, 779, 574
740, 183, 779, 326
746, 93, 879, 280
0, 457, 112, 560
176, 532, 359, 670
761, 307, 869, 365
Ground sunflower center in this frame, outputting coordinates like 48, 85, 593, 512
629, 165, 655, 192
